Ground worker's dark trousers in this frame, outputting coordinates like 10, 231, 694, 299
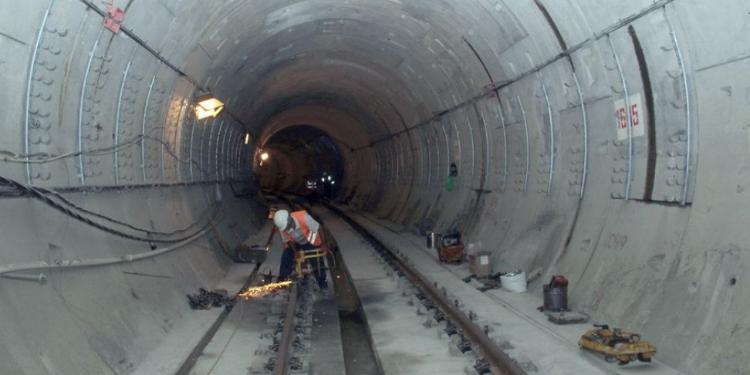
278, 244, 328, 289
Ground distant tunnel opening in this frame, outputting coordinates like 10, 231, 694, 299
257, 125, 345, 198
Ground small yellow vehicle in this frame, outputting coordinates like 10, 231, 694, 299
578, 324, 656, 365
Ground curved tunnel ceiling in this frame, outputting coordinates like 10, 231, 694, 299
2, 0, 750, 373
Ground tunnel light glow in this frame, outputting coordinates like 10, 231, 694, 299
328, 176, 332, 181
331, 180, 335, 185
193, 95, 224, 120
260, 152, 269, 161
244, 133, 250, 145
321, 177, 325, 182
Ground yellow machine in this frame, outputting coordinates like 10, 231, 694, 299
293, 247, 327, 278
578, 324, 656, 365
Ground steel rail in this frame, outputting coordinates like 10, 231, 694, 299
272, 282, 299, 375
323, 203, 526, 375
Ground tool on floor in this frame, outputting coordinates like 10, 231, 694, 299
579, 324, 656, 365
186, 288, 235, 310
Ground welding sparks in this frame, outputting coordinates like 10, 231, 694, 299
237, 281, 292, 299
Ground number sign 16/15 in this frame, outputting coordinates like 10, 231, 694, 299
614, 93, 645, 141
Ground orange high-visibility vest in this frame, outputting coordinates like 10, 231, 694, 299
281, 210, 323, 247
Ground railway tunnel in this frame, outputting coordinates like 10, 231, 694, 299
0, 0, 747, 374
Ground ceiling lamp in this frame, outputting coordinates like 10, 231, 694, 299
194, 94, 224, 120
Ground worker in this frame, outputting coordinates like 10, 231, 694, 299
273, 209, 328, 289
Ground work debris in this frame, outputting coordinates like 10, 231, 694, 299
187, 288, 235, 310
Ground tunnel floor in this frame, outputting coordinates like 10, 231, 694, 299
130, 202, 684, 375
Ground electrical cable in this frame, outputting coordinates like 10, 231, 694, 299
36, 184, 220, 236
0, 135, 144, 163
0, 175, 212, 243
1, 135, 208, 175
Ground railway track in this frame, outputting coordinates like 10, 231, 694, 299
179, 194, 524, 375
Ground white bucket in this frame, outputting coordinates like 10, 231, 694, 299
501, 271, 527, 293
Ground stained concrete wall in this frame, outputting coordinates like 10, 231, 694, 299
1, 0, 748, 373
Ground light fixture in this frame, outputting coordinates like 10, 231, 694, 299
328, 176, 332, 181
260, 152, 269, 161
194, 94, 224, 120
321, 177, 325, 182
244, 133, 251, 145
331, 180, 335, 185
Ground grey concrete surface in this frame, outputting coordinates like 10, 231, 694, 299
343, 207, 683, 375
1, 0, 749, 373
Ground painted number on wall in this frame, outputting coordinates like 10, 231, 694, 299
614, 93, 644, 140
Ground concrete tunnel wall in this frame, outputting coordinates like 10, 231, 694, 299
0, 0, 748, 373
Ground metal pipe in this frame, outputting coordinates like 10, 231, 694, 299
451, 120, 462, 186
0, 273, 47, 284
234, 135, 242, 179
225, 128, 234, 181
607, 34, 634, 200
114, 60, 132, 185
215, 121, 224, 181
664, 8, 692, 205
220, 125, 230, 181
496, 98, 509, 186
0, 228, 209, 278
478, 106, 492, 190
466, 115, 476, 182
572, 72, 588, 198
540, 76, 555, 195
78, 29, 103, 185
433, 125, 441, 183
174, 99, 189, 182
425, 134, 432, 186
439, 122, 450, 178
141, 75, 156, 182
516, 96, 530, 193
160, 114, 166, 181
188, 114, 196, 182
24, 0, 55, 185
200, 118, 210, 180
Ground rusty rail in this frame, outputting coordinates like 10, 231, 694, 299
323, 203, 526, 375
272, 283, 299, 375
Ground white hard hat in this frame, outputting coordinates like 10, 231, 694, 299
273, 209, 290, 231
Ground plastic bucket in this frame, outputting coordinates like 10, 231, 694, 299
501, 271, 527, 293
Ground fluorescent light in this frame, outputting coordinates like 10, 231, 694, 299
194, 94, 224, 120
244, 133, 250, 145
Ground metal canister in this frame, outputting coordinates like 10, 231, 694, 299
426, 232, 438, 249
543, 284, 568, 311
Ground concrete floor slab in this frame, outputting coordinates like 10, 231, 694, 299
323, 210, 476, 375
341, 208, 684, 375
